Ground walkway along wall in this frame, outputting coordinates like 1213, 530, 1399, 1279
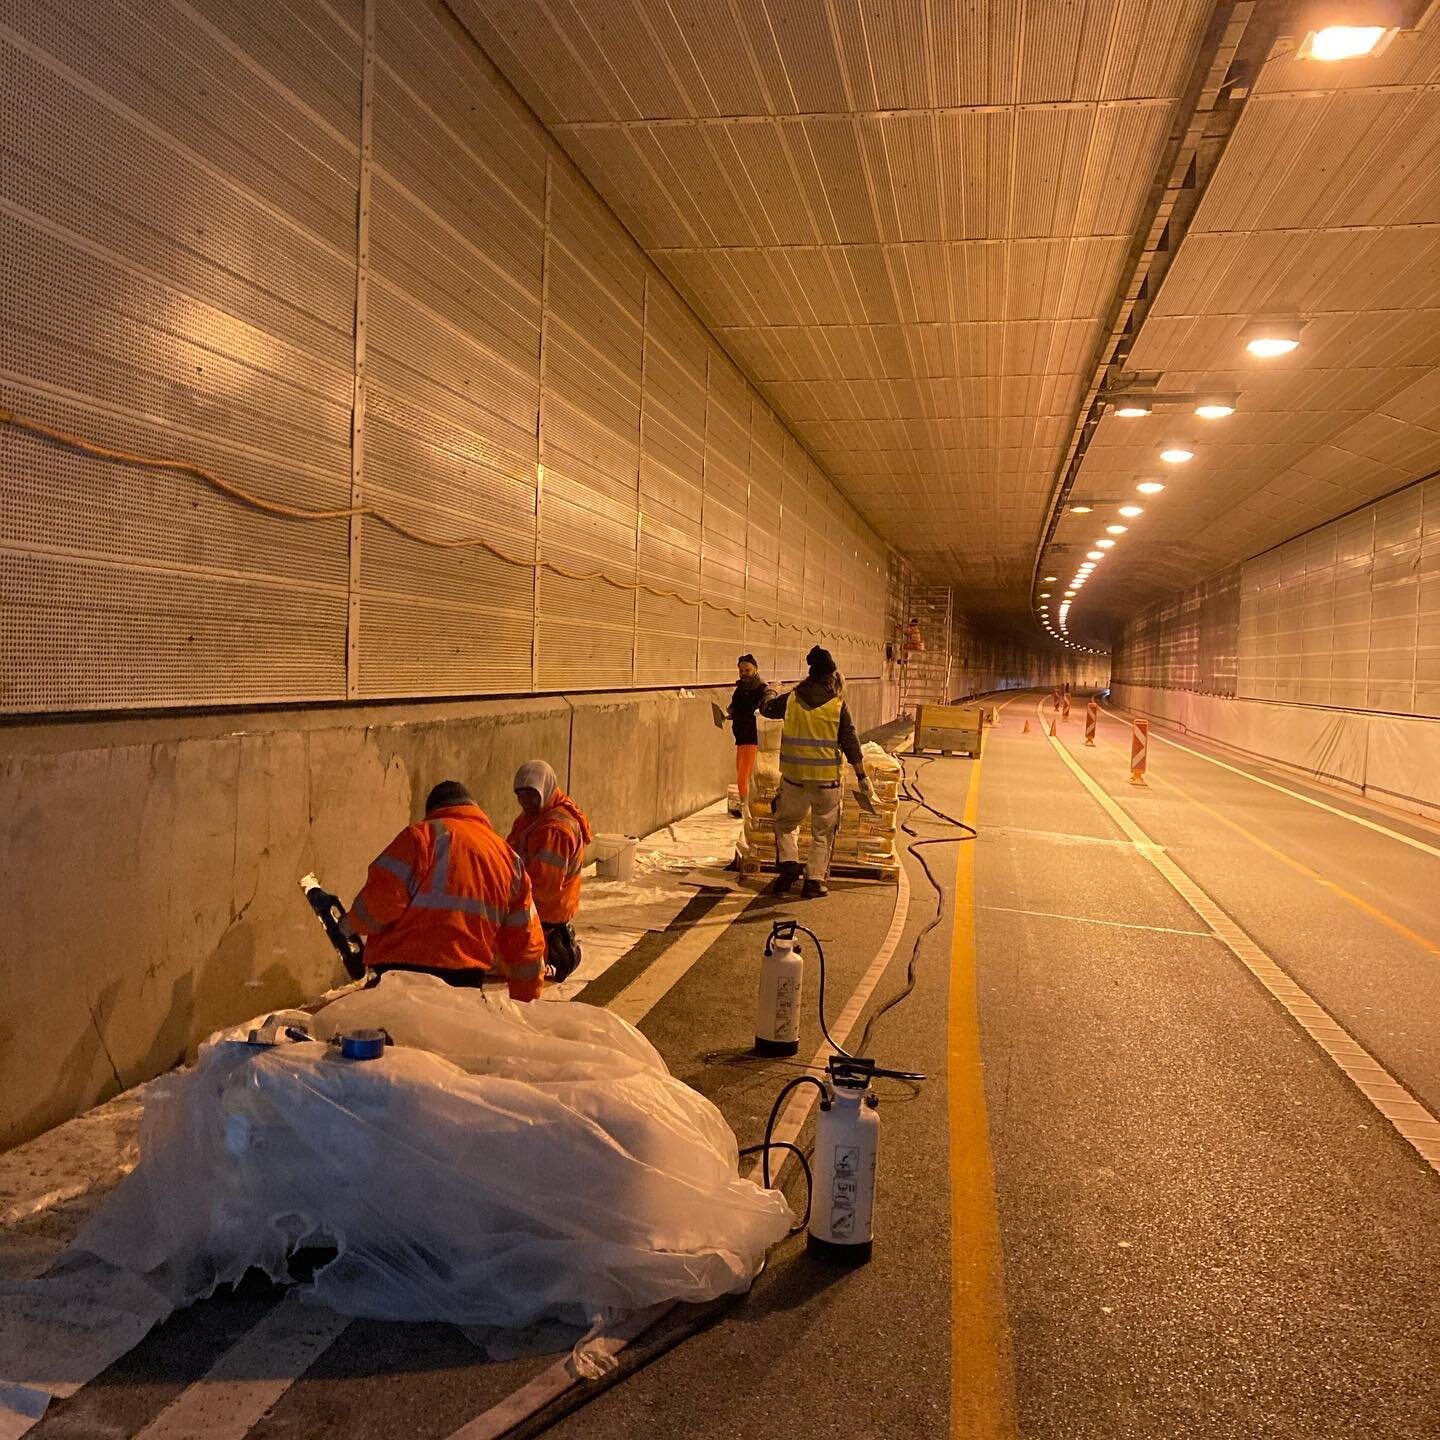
0, 676, 884, 1149
1112, 473, 1440, 820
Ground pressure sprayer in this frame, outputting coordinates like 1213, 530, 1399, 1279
756, 922, 804, 1055
747, 918, 925, 1264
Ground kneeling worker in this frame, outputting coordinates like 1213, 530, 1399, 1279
759, 646, 873, 898
508, 760, 592, 982
343, 780, 544, 999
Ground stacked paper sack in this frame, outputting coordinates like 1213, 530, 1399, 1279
741, 741, 903, 877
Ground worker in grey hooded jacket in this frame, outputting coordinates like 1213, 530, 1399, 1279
758, 646, 871, 898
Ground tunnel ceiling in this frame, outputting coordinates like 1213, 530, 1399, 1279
455, 1, 1440, 646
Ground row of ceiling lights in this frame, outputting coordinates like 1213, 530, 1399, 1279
1035, 320, 1313, 648
1031, 0, 1428, 655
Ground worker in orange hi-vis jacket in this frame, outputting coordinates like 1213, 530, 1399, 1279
341, 780, 545, 999
508, 760, 593, 983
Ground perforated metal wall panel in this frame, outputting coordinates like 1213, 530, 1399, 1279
1, 0, 361, 711
2, 0, 889, 714
1117, 475, 1440, 717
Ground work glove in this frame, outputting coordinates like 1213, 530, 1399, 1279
303, 882, 367, 980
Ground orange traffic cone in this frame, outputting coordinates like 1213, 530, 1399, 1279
1048, 718, 1057, 738
1023, 719, 1031, 734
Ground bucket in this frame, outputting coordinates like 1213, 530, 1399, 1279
589, 834, 637, 882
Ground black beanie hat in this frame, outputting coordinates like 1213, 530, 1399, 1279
806, 645, 837, 675
425, 780, 474, 812
738, 653, 758, 666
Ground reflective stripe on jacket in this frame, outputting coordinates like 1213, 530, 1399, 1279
780, 694, 844, 785
507, 791, 593, 924
345, 803, 545, 1000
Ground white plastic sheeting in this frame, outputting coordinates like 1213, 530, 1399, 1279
1110, 685, 1440, 822
70, 974, 791, 1329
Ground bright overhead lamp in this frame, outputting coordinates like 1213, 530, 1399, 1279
1106, 523, 1128, 534
1136, 480, 1165, 495
1299, 24, 1393, 61
1069, 504, 1093, 514
1038, 591, 1051, 598
1242, 319, 1303, 357
1118, 504, 1144, 518
1194, 397, 1237, 419
1160, 447, 1194, 464
1064, 590, 1076, 597
1113, 400, 1153, 418
1095, 538, 1116, 549
1043, 575, 1057, 583
1086, 550, 1104, 560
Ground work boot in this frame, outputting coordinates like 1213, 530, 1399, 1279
801, 878, 828, 900
770, 861, 803, 895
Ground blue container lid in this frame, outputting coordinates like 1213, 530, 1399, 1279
336, 1028, 389, 1061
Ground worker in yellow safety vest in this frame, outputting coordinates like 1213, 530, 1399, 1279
758, 645, 872, 898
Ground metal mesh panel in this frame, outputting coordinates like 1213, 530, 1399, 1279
2, 0, 890, 714
0, 0, 360, 713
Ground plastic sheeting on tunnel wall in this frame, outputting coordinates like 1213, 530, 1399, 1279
1110, 684, 1440, 823
0, 0, 888, 715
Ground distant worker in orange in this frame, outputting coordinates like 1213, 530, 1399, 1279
508, 760, 593, 983
728, 653, 773, 811
342, 780, 544, 999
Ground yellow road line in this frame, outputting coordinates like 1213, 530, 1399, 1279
1096, 704, 1440, 861
949, 753, 1019, 1440
1039, 704, 1440, 1175
1151, 771, 1440, 960
1092, 709, 1440, 960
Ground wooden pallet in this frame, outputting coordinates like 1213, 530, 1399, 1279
739, 856, 900, 885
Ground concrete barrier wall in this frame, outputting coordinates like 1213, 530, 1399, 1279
1110, 683, 1440, 822
0, 674, 887, 1147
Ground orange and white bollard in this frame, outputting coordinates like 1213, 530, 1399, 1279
1129, 718, 1149, 786
1085, 700, 1098, 747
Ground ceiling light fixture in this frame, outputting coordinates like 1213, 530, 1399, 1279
1095, 538, 1116, 549
1194, 397, 1237, 419
1064, 590, 1076, 597
1069, 504, 1094, 514
1086, 550, 1104, 560
1136, 480, 1165, 495
1160, 447, 1194, 464
1106, 524, 1128, 535
1113, 401, 1153, 418
1118, 505, 1144, 518
1299, 23, 1394, 62
1043, 575, 1057, 583
1242, 319, 1304, 358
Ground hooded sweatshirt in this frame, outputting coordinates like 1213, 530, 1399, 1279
727, 674, 772, 746
508, 763, 594, 924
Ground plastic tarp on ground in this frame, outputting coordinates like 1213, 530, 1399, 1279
69, 973, 791, 1329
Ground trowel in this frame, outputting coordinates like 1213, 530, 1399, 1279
300, 873, 366, 980
710, 701, 727, 729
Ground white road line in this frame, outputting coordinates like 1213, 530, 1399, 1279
442, 855, 917, 1440
745, 856, 914, 1183
1042, 705, 1440, 1175
606, 887, 757, 1025
979, 904, 1214, 939
444, 1303, 672, 1440
132, 1293, 351, 1440
1097, 703, 1440, 862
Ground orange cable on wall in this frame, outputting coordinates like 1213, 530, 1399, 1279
0, 405, 877, 649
